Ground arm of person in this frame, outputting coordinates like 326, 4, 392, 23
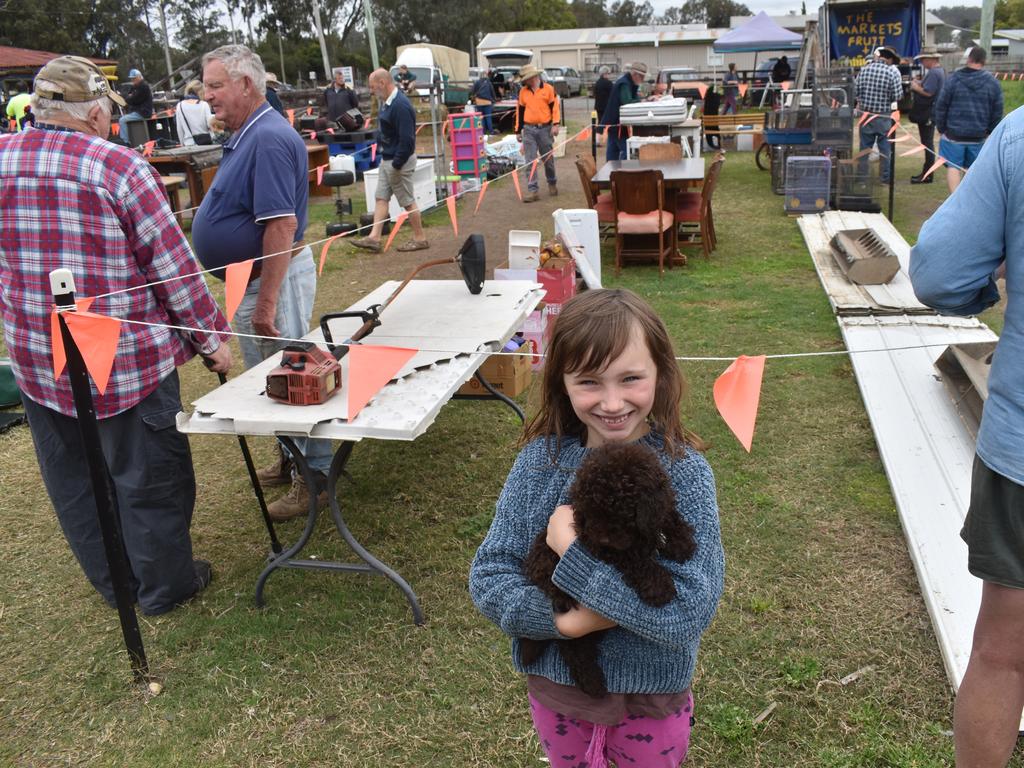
252, 215, 297, 337
122, 162, 231, 358
392, 104, 416, 169
516, 91, 526, 135
549, 453, 725, 652
909, 117, 1011, 315
469, 447, 569, 641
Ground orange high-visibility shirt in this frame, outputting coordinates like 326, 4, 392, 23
516, 82, 560, 131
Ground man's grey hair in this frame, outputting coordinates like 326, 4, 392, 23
333, 67, 345, 76
30, 85, 112, 123
203, 44, 266, 93
598, 65, 611, 75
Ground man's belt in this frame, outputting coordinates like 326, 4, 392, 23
525, 122, 552, 128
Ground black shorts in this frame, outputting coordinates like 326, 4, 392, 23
961, 456, 1024, 589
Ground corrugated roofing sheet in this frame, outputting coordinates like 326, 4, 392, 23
0, 45, 114, 73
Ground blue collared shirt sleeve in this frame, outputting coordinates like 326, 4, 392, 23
909, 117, 1011, 315
252, 137, 299, 223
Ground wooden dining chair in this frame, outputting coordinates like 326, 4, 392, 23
574, 154, 615, 238
637, 142, 683, 161
610, 169, 674, 277
676, 152, 725, 260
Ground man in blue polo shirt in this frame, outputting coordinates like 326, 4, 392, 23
192, 44, 333, 521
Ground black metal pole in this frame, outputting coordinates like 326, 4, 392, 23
214, 370, 283, 555
887, 129, 896, 222
591, 113, 597, 161
50, 269, 149, 683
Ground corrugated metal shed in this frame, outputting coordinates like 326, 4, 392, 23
0, 45, 115, 77
799, 211, 1005, 706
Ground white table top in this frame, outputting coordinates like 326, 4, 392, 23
177, 280, 544, 442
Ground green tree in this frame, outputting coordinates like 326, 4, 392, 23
659, 0, 751, 28
996, 0, 1024, 28
608, 0, 654, 25
571, 0, 609, 28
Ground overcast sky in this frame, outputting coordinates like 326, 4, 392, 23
646, 0, 983, 18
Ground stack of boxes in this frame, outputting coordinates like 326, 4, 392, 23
456, 230, 578, 398
448, 112, 487, 192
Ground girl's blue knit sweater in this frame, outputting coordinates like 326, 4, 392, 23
469, 432, 724, 694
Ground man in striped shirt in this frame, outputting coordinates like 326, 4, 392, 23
0, 56, 232, 615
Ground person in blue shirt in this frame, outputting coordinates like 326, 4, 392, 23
470, 288, 724, 768
600, 62, 647, 161
191, 44, 334, 521
934, 46, 1003, 193
910, 106, 1024, 768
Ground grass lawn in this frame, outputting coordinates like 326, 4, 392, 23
2, 95, 1022, 767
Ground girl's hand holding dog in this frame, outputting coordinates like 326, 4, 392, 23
555, 606, 618, 637
546, 504, 578, 556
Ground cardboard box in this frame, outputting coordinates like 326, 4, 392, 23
494, 255, 576, 305
456, 349, 533, 396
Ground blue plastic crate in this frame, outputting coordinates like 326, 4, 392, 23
764, 128, 813, 145
327, 140, 381, 172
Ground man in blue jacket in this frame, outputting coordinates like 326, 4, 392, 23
600, 62, 647, 161
910, 105, 1023, 768
934, 46, 1003, 193
352, 69, 429, 252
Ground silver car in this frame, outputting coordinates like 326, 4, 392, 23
544, 67, 582, 98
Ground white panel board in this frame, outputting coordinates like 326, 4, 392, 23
841, 315, 998, 691
179, 280, 543, 442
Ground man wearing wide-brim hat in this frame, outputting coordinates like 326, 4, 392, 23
515, 64, 561, 202
600, 62, 648, 161
908, 47, 945, 183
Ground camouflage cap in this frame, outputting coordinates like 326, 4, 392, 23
34, 56, 127, 107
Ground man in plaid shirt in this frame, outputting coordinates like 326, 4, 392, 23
0, 56, 232, 615
855, 48, 904, 183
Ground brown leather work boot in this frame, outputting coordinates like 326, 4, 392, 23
256, 445, 294, 487
548, 183, 558, 196
267, 474, 329, 522
522, 190, 540, 203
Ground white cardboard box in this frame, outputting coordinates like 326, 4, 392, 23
363, 157, 437, 221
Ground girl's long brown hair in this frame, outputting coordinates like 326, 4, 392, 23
521, 289, 704, 456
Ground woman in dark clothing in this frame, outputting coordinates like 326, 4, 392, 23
593, 66, 613, 123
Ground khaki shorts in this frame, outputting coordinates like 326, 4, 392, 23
376, 155, 417, 208
961, 456, 1024, 589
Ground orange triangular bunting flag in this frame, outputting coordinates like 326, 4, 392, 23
577, 127, 591, 143
345, 344, 418, 420
446, 195, 459, 236
713, 355, 766, 452
371, 143, 377, 163
383, 212, 408, 252
887, 121, 899, 137
60, 311, 123, 395
921, 155, 946, 180
224, 260, 253, 323
319, 234, 346, 276
900, 144, 926, 157
738, 83, 749, 97
891, 133, 914, 142
861, 113, 878, 127
529, 158, 538, 182
110, 122, 120, 136
142, 140, 156, 157
511, 169, 523, 201
474, 180, 490, 214
316, 164, 327, 186
890, 110, 900, 122
52, 298, 95, 379
697, 83, 708, 99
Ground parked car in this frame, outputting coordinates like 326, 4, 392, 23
750, 56, 802, 104
655, 66, 701, 101
544, 66, 582, 98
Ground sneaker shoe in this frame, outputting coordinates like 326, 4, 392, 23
351, 236, 382, 252
910, 174, 933, 184
256, 445, 293, 487
396, 239, 430, 252
523, 191, 540, 203
267, 474, 328, 522
548, 183, 558, 197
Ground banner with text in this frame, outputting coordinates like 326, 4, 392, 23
828, 3, 922, 64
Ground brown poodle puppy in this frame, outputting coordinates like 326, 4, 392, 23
519, 441, 697, 697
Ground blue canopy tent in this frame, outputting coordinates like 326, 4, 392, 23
713, 11, 803, 53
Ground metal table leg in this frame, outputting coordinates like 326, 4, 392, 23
253, 437, 424, 625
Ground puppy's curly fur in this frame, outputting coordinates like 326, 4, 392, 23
520, 441, 697, 697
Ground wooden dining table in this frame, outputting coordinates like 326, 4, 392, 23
591, 157, 705, 189
592, 157, 706, 268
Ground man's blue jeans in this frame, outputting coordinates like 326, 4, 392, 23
606, 128, 628, 161
118, 111, 145, 144
859, 117, 894, 183
233, 248, 333, 476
